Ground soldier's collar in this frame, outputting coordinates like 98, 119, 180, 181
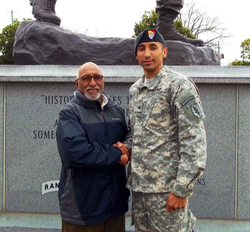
139, 67, 165, 90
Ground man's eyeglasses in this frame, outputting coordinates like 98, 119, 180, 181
77, 74, 104, 83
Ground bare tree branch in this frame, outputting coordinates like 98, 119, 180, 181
178, 0, 231, 46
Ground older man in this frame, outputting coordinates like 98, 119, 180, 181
56, 62, 130, 232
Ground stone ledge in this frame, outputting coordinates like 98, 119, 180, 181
0, 213, 60, 231
0, 65, 250, 84
0, 213, 135, 232
1, 214, 250, 232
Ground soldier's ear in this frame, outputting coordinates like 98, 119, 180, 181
163, 47, 168, 58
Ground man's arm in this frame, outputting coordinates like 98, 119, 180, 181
123, 109, 133, 151
171, 80, 207, 199
56, 108, 124, 169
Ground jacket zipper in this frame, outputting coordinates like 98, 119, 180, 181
101, 108, 117, 216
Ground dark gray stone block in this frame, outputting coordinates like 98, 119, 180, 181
4, 80, 236, 219
238, 85, 250, 219
3, 66, 250, 222
189, 84, 236, 219
0, 84, 3, 212
13, 21, 220, 66
4, 81, 134, 214
5, 83, 75, 213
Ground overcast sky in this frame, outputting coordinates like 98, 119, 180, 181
0, 0, 249, 66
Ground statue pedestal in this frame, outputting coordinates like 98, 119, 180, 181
13, 21, 220, 65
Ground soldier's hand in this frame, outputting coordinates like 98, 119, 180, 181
116, 142, 131, 161
113, 142, 130, 165
166, 192, 187, 213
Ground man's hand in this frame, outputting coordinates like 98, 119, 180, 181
113, 142, 131, 165
166, 192, 188, 213
119, 154, 129, 165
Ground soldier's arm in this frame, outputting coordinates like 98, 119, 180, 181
171, 80, 207, 198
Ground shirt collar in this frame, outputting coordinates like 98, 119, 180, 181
75, 90, 109, 110
101, 94, 108, 109
138, 67, 165, 91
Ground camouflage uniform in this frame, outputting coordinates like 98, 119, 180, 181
125, 66, 207, 232
132, 192, 195, 232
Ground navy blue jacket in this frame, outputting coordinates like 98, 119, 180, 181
56, 91, 130, 225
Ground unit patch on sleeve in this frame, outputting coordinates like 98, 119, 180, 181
178, 93, 205, 123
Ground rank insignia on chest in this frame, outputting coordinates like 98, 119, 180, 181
135, 102, 143, 113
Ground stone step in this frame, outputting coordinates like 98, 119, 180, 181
1, 213, 250, 232
0, 213, 134, 232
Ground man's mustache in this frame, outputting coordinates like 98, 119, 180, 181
85, 86, 101, 91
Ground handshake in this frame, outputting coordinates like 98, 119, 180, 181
113, 142, 131, 165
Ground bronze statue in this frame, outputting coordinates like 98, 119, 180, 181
156, 0, 204, 46
29, 0, 61, 26
29, 0, 204, 46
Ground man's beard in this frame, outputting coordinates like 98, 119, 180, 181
84, 86, 102, 101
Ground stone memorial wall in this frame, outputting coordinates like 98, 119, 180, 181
0, 83, 3, 213
238, 85, 250, 220
0, 65, 250, 231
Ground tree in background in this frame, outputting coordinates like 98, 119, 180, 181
174, 18, 196, 40
133, 10, 157, 38
133, 10, 196, 39
231, 38, 250, 66
240, 38, 250, 61
180, 1, 229, 46
133, 1, 229, 47
0, 19, 20, 64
